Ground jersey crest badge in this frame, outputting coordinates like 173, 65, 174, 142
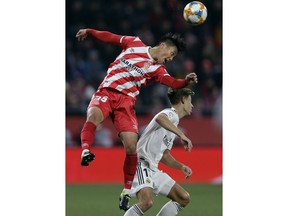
144, 62, 152, 70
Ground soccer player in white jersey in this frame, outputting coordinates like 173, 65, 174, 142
75, 28, 197, 207
122, 88, 194, 216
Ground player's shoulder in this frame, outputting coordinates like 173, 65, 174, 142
150, 64, 169, 77
159, 108, 178, 121
121, 36, 146, 47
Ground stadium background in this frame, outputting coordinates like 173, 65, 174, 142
66, 0, 222, 215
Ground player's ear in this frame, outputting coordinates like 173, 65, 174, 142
160, 42, 166, 49
181, 97, 185, 104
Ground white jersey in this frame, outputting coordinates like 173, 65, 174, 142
137, 107, 179, 170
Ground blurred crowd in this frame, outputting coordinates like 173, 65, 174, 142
66, 0, 222, 118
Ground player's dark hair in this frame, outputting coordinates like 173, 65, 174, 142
167, 88, 194, 105
158, 32, 186, 52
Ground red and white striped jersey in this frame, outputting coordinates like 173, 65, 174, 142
98, 36, 170, 98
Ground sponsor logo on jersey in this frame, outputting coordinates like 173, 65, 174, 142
120, 57, 145, 75
163, 135, 172, 148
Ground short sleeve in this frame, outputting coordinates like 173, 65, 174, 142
151, 66, 171, 82
120, 36, 139, 49
161, 109, 177, 124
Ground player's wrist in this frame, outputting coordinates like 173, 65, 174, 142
178, 132, 186, 139
179, 164, 186, 171
86, 28, 92, 34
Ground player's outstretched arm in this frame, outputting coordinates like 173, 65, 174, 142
76, 28, 123, 46
161, 150, 192, 179
160, 72, 198, 89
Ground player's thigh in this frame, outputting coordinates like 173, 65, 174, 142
153, 171, 176, 197
87, 90, 112, 125
112, 95, 138, 134
167, 183, 190, 206
130, 161, 153, 197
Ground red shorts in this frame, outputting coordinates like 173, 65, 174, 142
88, 88, 138, 134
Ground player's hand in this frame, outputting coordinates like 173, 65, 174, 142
185, 72, 198, 84
181, 165, 192, 179
81, 149, 95, 166
180, 134, 193, 152
76, 29, 88, 41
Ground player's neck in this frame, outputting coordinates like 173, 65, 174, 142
149, 47, 158, 62
172, 105, 185, 119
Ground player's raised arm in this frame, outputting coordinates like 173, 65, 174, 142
159, 72, 198, 89
76, 28, 123, 46
156, 113, 184, 137
156, 113, 192, 151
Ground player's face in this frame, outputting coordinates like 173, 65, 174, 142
158, 43, 178, 64
183, 96, 193, 116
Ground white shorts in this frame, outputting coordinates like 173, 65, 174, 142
129, 160, 176, 197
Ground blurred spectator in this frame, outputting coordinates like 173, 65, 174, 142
94, 124, 113, 148
213, 91, 222, 131
66, 128, 76, 147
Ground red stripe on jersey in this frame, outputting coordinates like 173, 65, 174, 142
122, 53, 150, 60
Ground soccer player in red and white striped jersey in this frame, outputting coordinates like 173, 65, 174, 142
75, 28, 197, 205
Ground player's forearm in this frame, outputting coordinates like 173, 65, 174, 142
156, 114, 184, 138
161, 151, 184, 170
86, 29, 122, 46
160, 76, 187, 89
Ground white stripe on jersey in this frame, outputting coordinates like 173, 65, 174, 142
133, 37, 141, 41
103, 72, 130, 88
120, 36, 124, 44
127, 47, 150, 55
146, 64, 163, 74
103, 70, 146, 88
127, 91, 140, 98
115, 81, 136, 91
115, 78, 147, 91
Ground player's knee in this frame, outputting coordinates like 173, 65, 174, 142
120, 133, 138, 154
178, 191, 190, 207
87, 108, 103, 125
122, 138, 137, 153
125, 144, 137, 154
139, 199, 154, 211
